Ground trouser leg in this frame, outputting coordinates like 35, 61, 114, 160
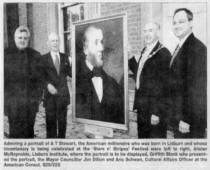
57, 104, 67, 138
27, 103, 38, 138
45, 98, 57, 138
150, 122, 167, 138
137, 113, 151, 138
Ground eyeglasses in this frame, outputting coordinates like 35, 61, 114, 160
173, 19, 189, 26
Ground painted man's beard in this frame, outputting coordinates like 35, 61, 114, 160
90, 53, 103, 68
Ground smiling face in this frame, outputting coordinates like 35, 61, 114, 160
47, 33, 60, 52
83, 27, 104, 68
173, 11, 192, 40
14, 31, 29, 50
143, 23, 159, 46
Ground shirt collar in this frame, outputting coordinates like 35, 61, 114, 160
85, 59, 94, 71
179, 32, 192, 47
50, 51, 59, 57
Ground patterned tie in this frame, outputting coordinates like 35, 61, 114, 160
54, 54, 60, 74
170, 45, 180, 67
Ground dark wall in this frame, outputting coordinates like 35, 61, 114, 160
5, 3, 19, 49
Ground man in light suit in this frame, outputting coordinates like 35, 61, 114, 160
168, 8, 207, 138
76, 26, 124, 124
41, 33, 71, 138
4, 26, 43, 138
129, 22, 172, 138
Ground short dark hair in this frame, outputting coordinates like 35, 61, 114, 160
173, 8, 193, 21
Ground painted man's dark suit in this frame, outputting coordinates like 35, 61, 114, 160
41, 52, 71, 138
168, 33, 207, 138
76, 53, 124, 124
129, 42, 171, 138
4, 47, 43, 138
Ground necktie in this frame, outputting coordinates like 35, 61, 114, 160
54, 54, 60, 74
170, 45, 180, 67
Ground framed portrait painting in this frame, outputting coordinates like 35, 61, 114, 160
71, 13, 128, 130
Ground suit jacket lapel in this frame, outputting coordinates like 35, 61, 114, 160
137, 47, 146, 64
59, 53, 65, 74
82, 59, 101, 104
149, 41, 161, 56
170, 34, 194, 69
47, 52, 59, 76
180, 33, 194, 57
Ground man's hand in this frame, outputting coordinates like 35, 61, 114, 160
151, 114, 160, 125
47, 83, 57, 95
167, 130, 174, 139
133, 109, 138, 113
179, 120, 190, 133
68, 56, 72, 65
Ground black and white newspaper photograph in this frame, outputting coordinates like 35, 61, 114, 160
0, 0, 210, 169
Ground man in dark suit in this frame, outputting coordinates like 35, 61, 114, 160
76, 26, 124, 124
168, 8, 207, 138
42, 33, 71, 138
4, 26, 43, 138
129, 22, 171, 138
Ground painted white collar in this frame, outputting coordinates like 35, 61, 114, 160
85, 59, 94, 71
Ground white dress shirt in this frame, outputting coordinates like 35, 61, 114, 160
50, 51, 60, 66
136, 41, 158, 89
86, 60, 103, 103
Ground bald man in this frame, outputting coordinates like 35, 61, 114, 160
129, 22, 172, 138
41, 33, 71, 138
76, 26, 124, 123
4, 26, 43, 138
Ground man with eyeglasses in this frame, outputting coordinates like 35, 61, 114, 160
168, 8, 207, 138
